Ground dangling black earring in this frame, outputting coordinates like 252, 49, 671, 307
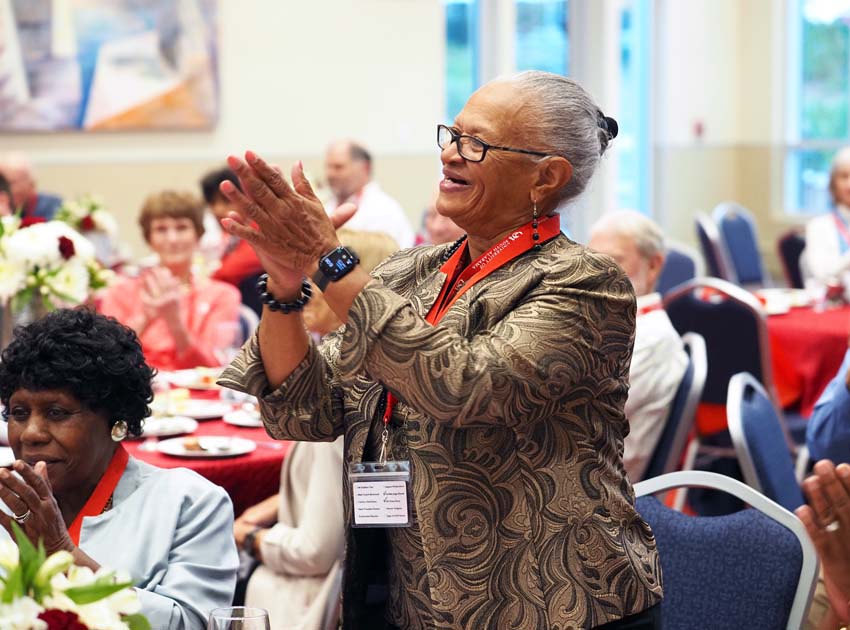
532, 201, 541, 252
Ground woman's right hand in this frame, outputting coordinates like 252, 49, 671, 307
0, 461, 74, 555
217, 155, 356, 296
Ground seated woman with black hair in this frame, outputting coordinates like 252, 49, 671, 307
0, 309, 238, 630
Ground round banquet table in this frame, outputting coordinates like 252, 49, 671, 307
767, 305, 850, 417
126, 418, 290, 517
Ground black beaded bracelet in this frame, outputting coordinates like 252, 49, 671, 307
255, 273, 313, 314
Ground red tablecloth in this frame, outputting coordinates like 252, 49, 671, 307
126, 419, 289, 516
767, 305, 850, 417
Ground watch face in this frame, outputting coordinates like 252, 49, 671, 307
320, 247, 359, 279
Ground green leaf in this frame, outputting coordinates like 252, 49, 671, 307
123, 613, 152, 630
1, 564, 23, 603
63, 579, 134, 605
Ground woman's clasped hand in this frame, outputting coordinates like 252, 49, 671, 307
0, 459, 74, 554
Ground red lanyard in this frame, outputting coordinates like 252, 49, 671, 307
637, 300, 662, 316
834, 212, 850, 251
381, 214, 561, 426
68, 445, 129, 545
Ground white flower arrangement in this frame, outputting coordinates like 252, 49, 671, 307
0, 216, 113, 312
55, 196, 119, 237
0, 524, 150, 630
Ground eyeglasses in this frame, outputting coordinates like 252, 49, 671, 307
437, 124, 553, 163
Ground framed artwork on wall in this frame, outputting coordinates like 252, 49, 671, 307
0, 0, 219, 131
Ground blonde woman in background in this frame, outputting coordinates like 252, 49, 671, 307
100, 191, 241, 370
233, 228, 398, 630
303, 229, 400, 336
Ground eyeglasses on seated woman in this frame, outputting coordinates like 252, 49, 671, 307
0, 309, 238, 630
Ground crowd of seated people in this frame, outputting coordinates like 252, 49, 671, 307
7, 131, 850, 629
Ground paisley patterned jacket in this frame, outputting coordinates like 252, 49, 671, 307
219, 234, 663, 629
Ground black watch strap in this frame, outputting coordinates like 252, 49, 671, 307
243, 526, 262, 557
311, 268, 332, 292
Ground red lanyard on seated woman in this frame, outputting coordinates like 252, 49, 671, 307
381, 213, 561, 428
68, 445, 129, 545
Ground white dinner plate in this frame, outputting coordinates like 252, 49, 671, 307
0, 447, 14, 467
223, 409, 263, 428
140, 416, 198, 438
164, 368, 222, 391
157, 436, 256, 458
161, 399, 231, 421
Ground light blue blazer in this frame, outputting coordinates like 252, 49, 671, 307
2, 457, 239, 630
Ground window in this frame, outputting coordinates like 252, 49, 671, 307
515, 0, 569, 76
444, 0, 479, 120
616, 0, 652, 214
785, 0, 850, 214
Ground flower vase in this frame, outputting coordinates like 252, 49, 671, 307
0, 295, 49, 349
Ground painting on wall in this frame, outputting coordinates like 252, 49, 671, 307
0, 0, 218, 131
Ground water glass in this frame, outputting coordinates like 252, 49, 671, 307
207, 606, 270, 630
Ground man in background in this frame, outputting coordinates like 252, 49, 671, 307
323, 140, 414, 248
0, 153, 62, 219
199, 166, 265, 315
588, 210, 688, 481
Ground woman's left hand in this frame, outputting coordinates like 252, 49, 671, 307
0, 461, 74, 554
219, 152, 344, 277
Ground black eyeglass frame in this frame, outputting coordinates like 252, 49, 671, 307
437, 124, 553, 163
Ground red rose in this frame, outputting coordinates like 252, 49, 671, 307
80, 215, 96, 231
58, 235, 76, 260
20, 216, 47, 228
37, 609, 88, 630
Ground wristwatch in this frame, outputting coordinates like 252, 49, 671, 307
312, 246, 360, 291
243, 526, 262, 557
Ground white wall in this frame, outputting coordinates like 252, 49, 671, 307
2, 0, 445, 254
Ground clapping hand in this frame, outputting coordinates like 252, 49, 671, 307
140, 267, 183, 325
218, 152, 356, 297
0, 461, 74, 554
796, 460, 850, 623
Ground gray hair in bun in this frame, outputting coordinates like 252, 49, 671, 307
496, 70, 617, 204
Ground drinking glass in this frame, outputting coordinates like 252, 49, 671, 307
214, 321, 243, 366
206, 606, 270, 630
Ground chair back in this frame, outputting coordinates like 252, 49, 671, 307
712, 202, 766, 286
695, 213, 735, 281
236, 304, 260, 346
727, 373, 804, 511
657, 247, 698, 296
643, 333, 707, 479
662, 278, 774, 409
777, 229, 806, 289
238, 271, 265, 317
634, 471, 818, 630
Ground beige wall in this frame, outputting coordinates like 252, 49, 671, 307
3, 0, 810, 274
652, 0, 802, 278
2, 0, 444, 257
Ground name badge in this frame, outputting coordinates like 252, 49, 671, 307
348, 461, 412, 528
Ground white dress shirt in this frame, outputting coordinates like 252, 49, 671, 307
803, 206, 850, 287
622, 292, 689, 482
325, 181, 415, 248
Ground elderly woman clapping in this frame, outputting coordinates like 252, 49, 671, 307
219, 71, 662, 629
0, 309, 238, 629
